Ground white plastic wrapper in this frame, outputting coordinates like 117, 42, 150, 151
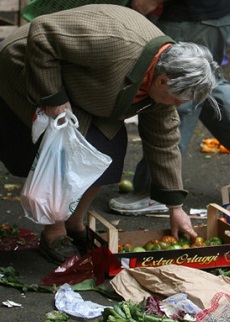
32, 107, 49, 144
160, 293, 202, 321
55, 283, 109, 319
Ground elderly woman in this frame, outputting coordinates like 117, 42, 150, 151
0, 4, 220, 264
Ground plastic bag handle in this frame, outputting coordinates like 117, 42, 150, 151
51, 110, 79, 130
52, 112, 68, 129
66, 109, 79, 128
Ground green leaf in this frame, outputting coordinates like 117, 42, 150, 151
71, 278, 97, 291
71, 279, 121, 300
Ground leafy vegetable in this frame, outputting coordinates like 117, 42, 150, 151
100, 299, 178, 321
45, 310, 70, 321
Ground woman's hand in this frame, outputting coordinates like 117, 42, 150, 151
131, 0, 163, 16
44, 101, 72, 119
169, 207, 198, 240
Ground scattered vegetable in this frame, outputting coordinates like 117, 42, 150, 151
200, 138, 230, 153
118, 180, 133, 193
45, 310, 70, 322
0, 223, 19, 238
100, 299, 177, 322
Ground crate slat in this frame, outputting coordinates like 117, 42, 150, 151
0, 0, 19, 12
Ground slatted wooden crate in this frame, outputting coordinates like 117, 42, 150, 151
0, 0, 28, 40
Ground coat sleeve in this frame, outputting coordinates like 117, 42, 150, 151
138, 104, 188, 206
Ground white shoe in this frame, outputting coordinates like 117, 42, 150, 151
108, 193, 169, 216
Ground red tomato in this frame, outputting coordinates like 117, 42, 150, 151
161, 235, 178, 244
144, 239, 159, 248
150, 239, 159, 245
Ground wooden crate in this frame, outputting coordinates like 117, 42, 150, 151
87, 204, 230, 275
0, 0, 28, 40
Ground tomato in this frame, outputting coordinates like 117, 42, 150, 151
166, 244, 182, 250
219, 217, 227, 223
150, 239, 159, 245
205, 237, 222, 246
144, 239, 159, 248
144, 242, 155, 251
178, 236, 191, 247
132, 246, 146, 252
151, 243, 162, 250
161, 236, 178, 245
194, 236, 205, 244
182, 244, 190, 249
191, 242, 206, 248
118, 180, 133, 193
157, 242, 169, 249
118, 243, 133, 253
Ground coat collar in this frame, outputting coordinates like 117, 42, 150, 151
109, 35, 175, 120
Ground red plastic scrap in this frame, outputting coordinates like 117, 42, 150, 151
0, 227, 39, 251
40, 246, 121, 286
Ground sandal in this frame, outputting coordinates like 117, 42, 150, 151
66, 229, 88, 256
39, 233, 80, 265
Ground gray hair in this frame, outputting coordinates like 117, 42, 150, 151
155, 42, 221, 118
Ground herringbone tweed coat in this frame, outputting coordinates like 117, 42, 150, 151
0, 4, 187, 205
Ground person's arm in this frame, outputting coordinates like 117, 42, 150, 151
138, 105, 197, 239
131, 0, 165, 15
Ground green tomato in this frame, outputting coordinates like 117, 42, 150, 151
178, 236, 190, 246
157, 242, 168, 249
119, 247, 132, 253
166, 244, 182, 250
132, 246, 146, 252
118, 180, 133, 193
151, 243, 162, 250
205, 237, 222, 246
210, 237, 222, 245
144, 242, 155, 251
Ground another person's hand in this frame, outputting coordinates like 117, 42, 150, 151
44, 101, 72, 119
169, 207, 198, 240
131, 0, 163, 16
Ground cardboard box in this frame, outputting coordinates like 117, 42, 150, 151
87, 203, 230, 276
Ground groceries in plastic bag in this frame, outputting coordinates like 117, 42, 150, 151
20, 110, 111, 224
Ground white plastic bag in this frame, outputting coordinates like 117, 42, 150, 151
20, 110, 112, 225
31, 107, 49, 144
55, 283, 109, 319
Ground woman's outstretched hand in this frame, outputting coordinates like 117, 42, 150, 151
169, 206, 198, 240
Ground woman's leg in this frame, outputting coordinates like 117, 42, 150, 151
40, 185, 100, 262
65, 185, 101, 232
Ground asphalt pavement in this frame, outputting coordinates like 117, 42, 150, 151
0, 117, 230, 321
1, 65, 230, 322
